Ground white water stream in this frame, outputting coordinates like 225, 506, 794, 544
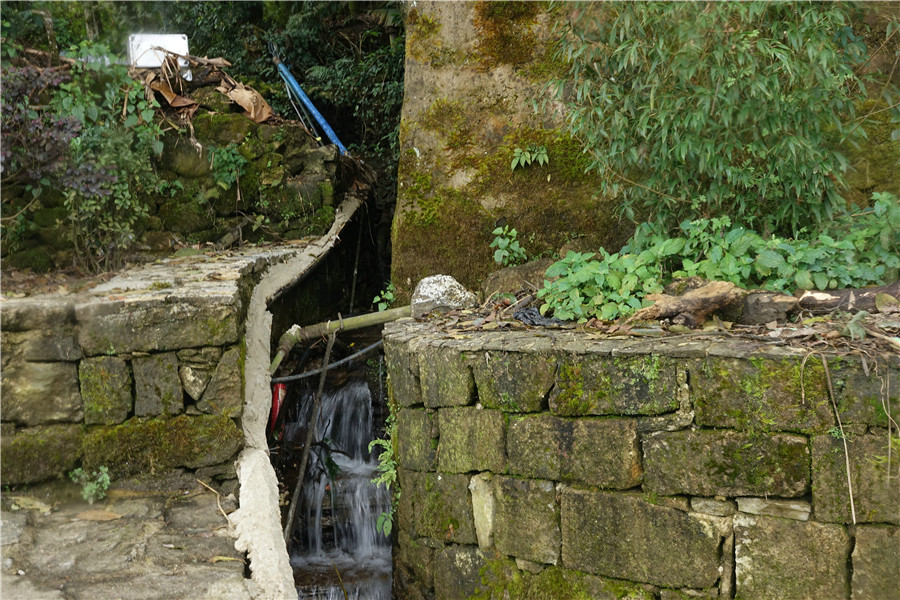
286, 379, 392, 600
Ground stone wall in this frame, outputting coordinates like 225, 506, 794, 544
384, 320, 900, 600
0, 248, 298, 487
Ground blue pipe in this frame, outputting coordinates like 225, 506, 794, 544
273, 57, 348, 155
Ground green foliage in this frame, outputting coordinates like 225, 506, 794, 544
550, 2, 886, 236
368, 405, 398, 537
373, 283, 396, 312
50, 42, 163, 271
208, 144, 248, 190
538, 192, 900, 323
69, 466, 110, 504
510, 144, 549, 171
490, 226, 529, 266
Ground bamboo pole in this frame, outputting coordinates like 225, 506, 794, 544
269, 305, 411, 375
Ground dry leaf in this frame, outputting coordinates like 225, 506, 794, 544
216, 83, 273, 123
76, 510, 123, 521
210, 556, 244, 563
8, 496, 52, 514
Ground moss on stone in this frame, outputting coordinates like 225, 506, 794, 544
0, 424, 83, 484
192, 112, 256, 146
473, 1, 541, 67
82, 414, 243, 478
406, 7, 443, 64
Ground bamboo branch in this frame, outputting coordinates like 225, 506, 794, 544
270, 305, 411, 375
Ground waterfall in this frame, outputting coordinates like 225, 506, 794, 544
284, 377, 392, 600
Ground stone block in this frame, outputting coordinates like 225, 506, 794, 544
197, 346, 243, 416
469, 472, 495, 550
852, 525, 900, 600
76, 297, 240, 355
21, 331, 83, 362
690, 497, 736, 517
691, 357, 833, 432
397, 409, 436, 471
179, 364, 214, 401
832, 361, 900, 427
734, 513, 850, 600
434, 545, 486, 600
508, 414, 642, 488
82, 414, 242, 478
736, 497, 810, 521
1, 360, 83, 425
397, 470, 476, 544
643, 429, 809, 497
812, 431, 900, 524
437, 407, 506, 473
493, 476, 560, 565
419, 345, 475, 408
0, 424, 83, 484
133, 353, 183, 416
470, 350, 556, 412
79, 356, 133, 425
0, 299, 75, 332
549, 354, 679, 416
395, 530, 435, 593
384, 336, 422, 407
561, 488, 721, 588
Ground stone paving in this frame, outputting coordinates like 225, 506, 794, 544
1, 474, 253, 600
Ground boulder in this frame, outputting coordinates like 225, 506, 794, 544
411, 274, 478, 318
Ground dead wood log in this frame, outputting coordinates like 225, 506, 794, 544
797, 281, 900, 314
626, 281, 747, 328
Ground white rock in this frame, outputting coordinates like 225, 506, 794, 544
411, 275, 477, 318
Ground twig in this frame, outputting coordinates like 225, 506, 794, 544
331, 559, 349, 600
803, 352, 856, 524
196, 479, 230, 523
864, 327, 900, 352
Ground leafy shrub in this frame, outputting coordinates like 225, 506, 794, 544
373, 282, 396, 312
510, 144, 549, 171
69, 466, 110, 504
538, 192, 900, 322
209, 144, 248, 190
550, 2, 880, 236
490, 226, 529, 266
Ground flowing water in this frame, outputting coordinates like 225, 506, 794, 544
283, 377, 392, 600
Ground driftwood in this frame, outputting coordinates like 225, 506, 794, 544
797, 281, 900, 314
626, 281, 747, 327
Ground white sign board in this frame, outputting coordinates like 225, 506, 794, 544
127, 34, 191, 78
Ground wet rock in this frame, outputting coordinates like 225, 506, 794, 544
133, 352, 183, 417
411, 274, 478, 318
398, 470, 476, 544
79, 356, 133, 425
1, 361, 82, 426
1, 510, 27, 546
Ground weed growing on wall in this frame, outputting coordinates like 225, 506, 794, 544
69, 466, 110, 504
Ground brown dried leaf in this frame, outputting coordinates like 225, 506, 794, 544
76, 510, 123, 521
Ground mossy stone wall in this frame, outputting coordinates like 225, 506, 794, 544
385, 320, 900, 600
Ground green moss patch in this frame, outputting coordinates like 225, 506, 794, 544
82, 414, 243, 478
1, 424, 84, 485
473, 1, 541, 67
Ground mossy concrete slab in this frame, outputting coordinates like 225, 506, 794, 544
82, 414, 242, 478
507, 414, 641, 488
493, 476, 560, 565
0, 424, 83, 484
561, 488, 721, 588
470, 350, 556, 412
812, 431, 900, 524
851, 525, 900, 600
434, 545, 487, 600
197, 345, 243, 416
691, 357, 833, 433
397, 408, 437, 471
79, 356, 133, 425
1, 361, 82, 426
419, 345, 475, 408
133, 352, 183, 417
397, 470, 476, 545
436, 407, 506, 473
384, 336, 423, 407
549, 354, 679, 417
643, 429, 809, 497
734, 513, 850, 600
